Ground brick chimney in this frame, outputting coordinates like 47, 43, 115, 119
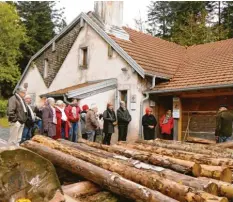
94, 1, 129, 40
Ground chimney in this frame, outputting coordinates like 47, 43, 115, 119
94, 1, 129, 40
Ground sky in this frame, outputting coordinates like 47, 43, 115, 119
58, 0, 151, 28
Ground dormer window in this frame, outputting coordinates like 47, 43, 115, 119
44, 59, 48, 78
79, 47, 88, 68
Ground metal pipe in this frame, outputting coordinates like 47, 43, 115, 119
150, 76, 156, 89
139, 92, 149, 139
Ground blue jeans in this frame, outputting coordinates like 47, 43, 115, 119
69, 122, 78, 142
86, 130, 95, 142
21, 127, 32, 143
61, 127, 66, 139
218, 136, 231, 143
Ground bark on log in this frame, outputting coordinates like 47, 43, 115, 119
186, 137, 216, 145
216, 142, 233, 149
78, 191, 119, 202
119, 142, 233, 171
62, 181, 100, 198
137, 139, 233, 159
60, 139, 218, 195
77, 139, 202, 177
199, 177, 233, 199
30, 136, 227, 202
22, 140, 177, 202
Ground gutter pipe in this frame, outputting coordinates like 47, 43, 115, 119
139, 75, 156, 139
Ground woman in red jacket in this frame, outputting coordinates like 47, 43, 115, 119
53, 100, 69, 140
159, 110, 174, 140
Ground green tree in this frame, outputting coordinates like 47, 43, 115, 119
222, 1, 233, 38
0, 2, 26, 98
16, 1, 66, 72
147, 1, 172, 38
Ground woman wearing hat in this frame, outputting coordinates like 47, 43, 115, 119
103, 103, 116, 145
142, 107, 157, 140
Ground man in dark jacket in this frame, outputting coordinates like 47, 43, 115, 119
103, 103, 116, 145
7, 87, 28, 145
215, 105, 233, 143
117, 101, 131, 141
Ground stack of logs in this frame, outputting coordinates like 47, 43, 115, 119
22, 135, 233, 202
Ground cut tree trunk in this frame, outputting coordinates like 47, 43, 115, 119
22, 140, 177, 202
199, 177, 233, 199
30, 136, 227, 202
137, 139, 233, 159
200, 165, 232, 183
119, 142, 233, 170
62, 181, 100, 198
186, 137, 216, 145
77, 139, 202, 177
60, 139, 218, 195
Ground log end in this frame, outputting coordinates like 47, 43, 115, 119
192, 163, 202, 177
205, 182, 219, 196
220, 168, 232, 183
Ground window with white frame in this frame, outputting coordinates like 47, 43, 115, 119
44, 59, 48, 78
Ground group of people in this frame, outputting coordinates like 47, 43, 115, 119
142, 108, 174, 140
7, 87, 133, 145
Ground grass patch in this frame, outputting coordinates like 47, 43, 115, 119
0, 117, 9, 128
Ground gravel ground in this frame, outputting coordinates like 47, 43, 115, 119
0, 127, 9, 141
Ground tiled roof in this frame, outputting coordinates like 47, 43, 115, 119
44, 81, 100, 96
111, 28, 186, 78
152, 38, 233, 92
111, 28, 233, 92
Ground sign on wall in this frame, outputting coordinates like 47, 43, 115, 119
173, 97, 181, 118
130, 94, 137, 110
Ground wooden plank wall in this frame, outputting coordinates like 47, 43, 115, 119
181, 95, 233, 140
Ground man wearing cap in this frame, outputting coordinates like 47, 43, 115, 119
215, 105, 233, 143
7, 87, 28, 145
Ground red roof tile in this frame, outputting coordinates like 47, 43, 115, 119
111, 28, 233, 92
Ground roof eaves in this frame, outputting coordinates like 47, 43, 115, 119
67, 78, 117, 98
145, 83, 233, 94
81, 13, 145, 78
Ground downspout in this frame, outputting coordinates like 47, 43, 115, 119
139, 76, 156, 139
63, 94, 71, 105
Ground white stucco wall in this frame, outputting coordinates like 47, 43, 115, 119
20, 21, 149, 142
19, 66, 48, 104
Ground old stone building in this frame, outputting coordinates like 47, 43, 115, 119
15, 1, 233, 142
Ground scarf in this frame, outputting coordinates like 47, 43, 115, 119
57, 106, 67, 121
27, 104, 35, 121
72, 106, 77, 118
162, 114, 171, 124
15, 93, 27, 113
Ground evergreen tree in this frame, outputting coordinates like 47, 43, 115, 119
147, 1, 172, 38
0, 3, 26, 97
16, 1, 66, 72
222, 1, 233, 38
